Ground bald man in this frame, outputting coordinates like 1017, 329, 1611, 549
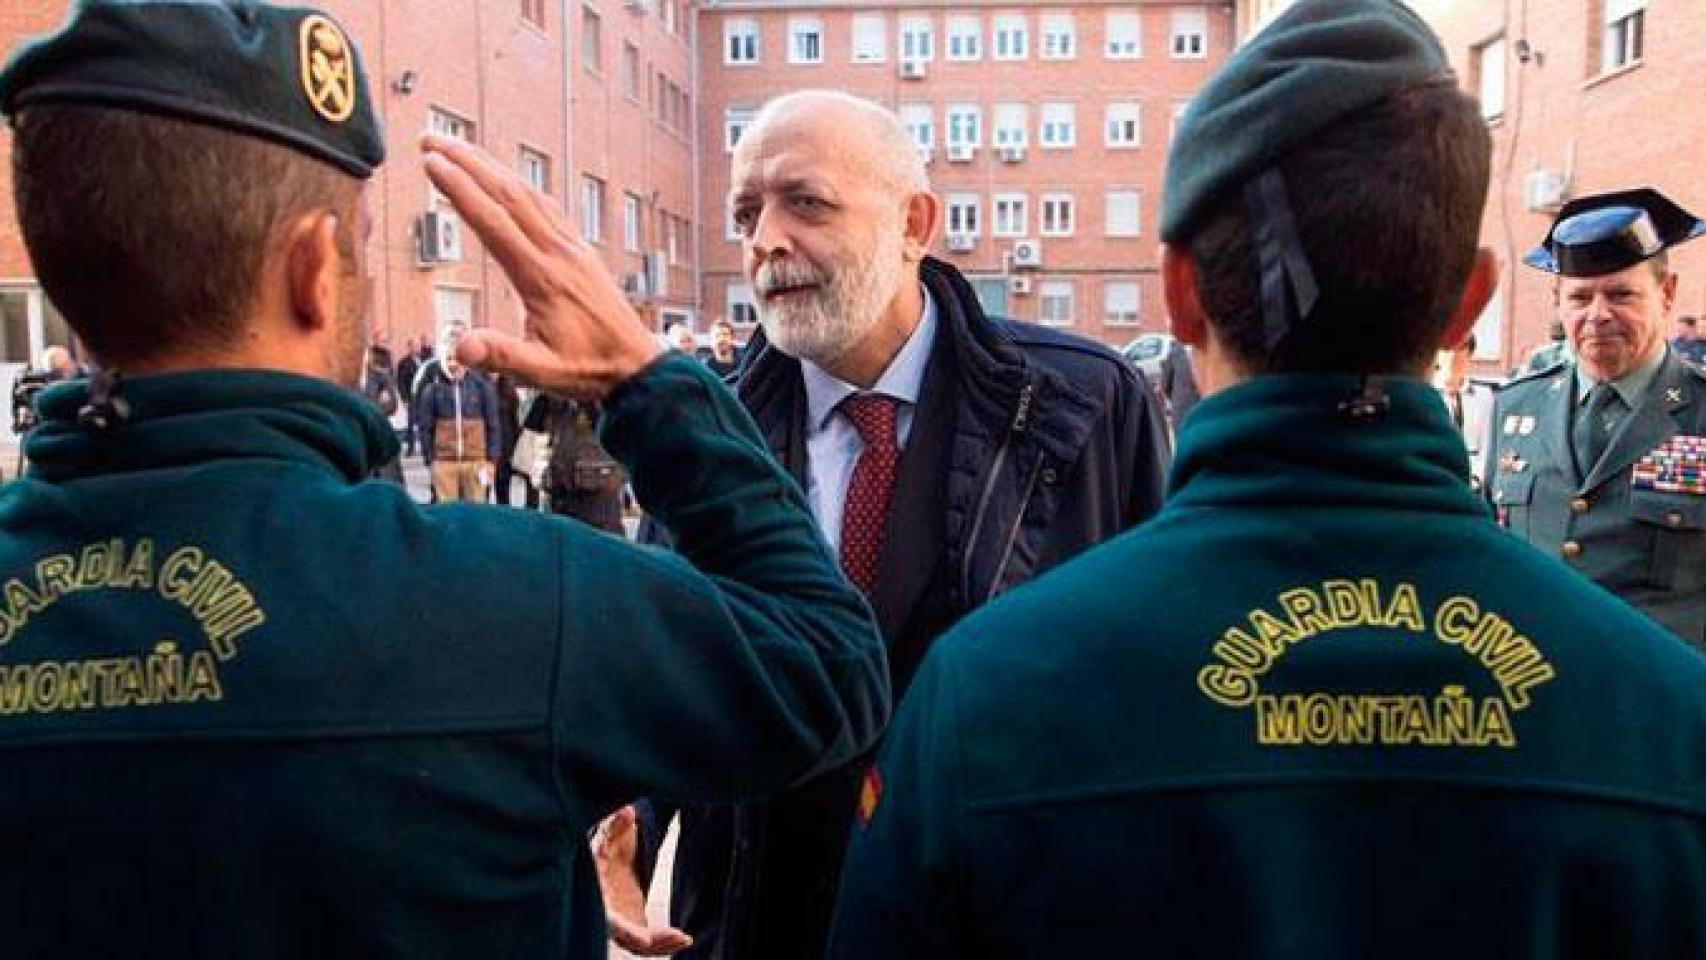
609, 90, 1170, 959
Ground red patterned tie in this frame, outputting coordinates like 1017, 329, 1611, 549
838, 393, 901, 597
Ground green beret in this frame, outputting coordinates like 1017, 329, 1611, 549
0, 0, 384, 179
1161, 0, 1448, 243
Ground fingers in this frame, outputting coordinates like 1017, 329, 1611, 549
458, 330, 577, 394
422, 151, 545, 286
423, 135, 566, 255
608, 914, 694, 956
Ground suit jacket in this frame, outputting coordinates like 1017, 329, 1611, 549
1485, 347, 1706, 646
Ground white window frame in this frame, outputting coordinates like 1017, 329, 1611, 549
1105, 190, 1142, 238
725, 106, 755, 153
518, 146, 551, 194
581, 5, 603, 73
900, 103, 934, 151
1039, 103, 1075, 149
623, 193, 643, 253
1104, 280, 1141, 326
1040, 193, 1075, 237
1039, 280, 1075, 327
994, 103, 1028, 147
1170, 8, 1207, 59
1105, 102, 1141, 148
1105, 11, 1141, 59
580, 175, 605, 244
789, 16, 824, 65
900, 16, 934, 63
727, 282, 758, 327
1040, 13, 1077, 60
1477, 35, 1505, 121
621, 41, 642, 101
947, 104, 982, 148
993, 14, 1028, 61
1601, 0, 1645, 74
852, 13, 886, 63
993, 192, 1027, 238
947, 15, 982, 61
724, 18, 759, 64
946, 193, 981, 237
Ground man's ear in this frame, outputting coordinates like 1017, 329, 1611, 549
901, 191, 941, 263
1661, 270, 1680, 314
286, 211, 342, 333
1440, 247, 1498, 351
1162, 244, 1209, 348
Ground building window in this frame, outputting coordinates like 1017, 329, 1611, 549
900, 103, 934, 152
622, 42, 642, 100
1476, 35, 1505, 121
1105, 102, 1141, 147
947, 104, 981, 148
900, 16, 934, 62
947, 15, 982, 61
1039, 280, 1075, 326
1106, 190, 1141, 237
623, 193, 643, 253
428, 107, 474, 143
993, 193, 1027, 237
1602, 0, 1645, 73
581, 175, 605, 243
1106, 11, 1141, 59
789, 17, 824, 64
1040, 193, 1075, 237
581, 5, 603, 73
993, 14, 1028, 60
994, 103, 1028, 147
725, 106, 755, 152
521, 0, 546, 29
1041, 13, 1076, 60
1104, 281, 1141, 326
1039, 103, 1075, 149
727, 282, 758, 326
1171, 8, 1207, 59
852, 13, 886, 62
725, 18, 759, 64
518, 147, 551, 194
947, 193, 981, 236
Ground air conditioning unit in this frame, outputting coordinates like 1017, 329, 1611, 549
645, 250, 669, 297
946, 143, 975, 163
946, 233, 976, 253
1010, 238, 1043, 268
998, 145, 1026, 163
1008, 276, 1034, 295
1523, 169, 1568, 213
417, 211, 463, 264
899, 59, 927, 80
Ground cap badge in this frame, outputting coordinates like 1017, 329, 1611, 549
300, 15, 355, 124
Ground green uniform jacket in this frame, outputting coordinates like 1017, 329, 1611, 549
831, 376, 1706, 958
0, 354, 887, 959
1484, 348, 1706, 646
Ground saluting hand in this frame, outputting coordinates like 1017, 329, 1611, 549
422, 136, 663, 400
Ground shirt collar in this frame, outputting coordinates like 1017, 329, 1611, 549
1575, 341, 1668, 408
801, 285, 937, 431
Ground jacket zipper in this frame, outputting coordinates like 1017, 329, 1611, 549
961, 383, 1033, 598
985, 450, 1047, 603
453, 379, 465, 460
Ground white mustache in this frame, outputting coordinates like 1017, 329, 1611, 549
755, 262, 827, 296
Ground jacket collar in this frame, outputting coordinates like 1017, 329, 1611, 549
24, 369, 396, 484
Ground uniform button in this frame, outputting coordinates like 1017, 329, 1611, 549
1561, 540, 1583, 560
1570, 498, 1591, 515
1669, 511, 1686, 528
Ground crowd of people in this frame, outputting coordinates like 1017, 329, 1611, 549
0, 1, 1703, 958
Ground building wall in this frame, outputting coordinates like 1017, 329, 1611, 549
0, 0, 700, 364
1419, 0, 1706, 375
695, 1, 1236, 349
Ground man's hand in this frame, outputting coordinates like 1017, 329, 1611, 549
594, 805, 692, 957
422, 136, 663, 400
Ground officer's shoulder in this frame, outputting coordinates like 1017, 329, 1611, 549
1496, 360, 1569, 398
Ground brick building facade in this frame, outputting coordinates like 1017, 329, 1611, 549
697, 0, 1236, 347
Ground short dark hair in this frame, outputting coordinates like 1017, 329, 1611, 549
13, 104, 361, 366
1184, 79, 1491, 375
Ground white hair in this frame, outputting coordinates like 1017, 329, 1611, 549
744, 90, 930, 198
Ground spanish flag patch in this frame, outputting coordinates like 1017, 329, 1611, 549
856, 765, 883, 828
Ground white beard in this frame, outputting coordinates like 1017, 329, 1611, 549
756, 227, 905, 369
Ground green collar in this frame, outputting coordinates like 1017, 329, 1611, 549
24, 369, 398, 484
1168, 375, 1484, 517
1574, 343, 1667, 408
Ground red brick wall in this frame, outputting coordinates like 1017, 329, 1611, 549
1421, 0, 1706, 376
695, 1, 1236, 349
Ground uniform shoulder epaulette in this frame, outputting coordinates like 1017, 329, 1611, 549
1497, 359, 1569, 393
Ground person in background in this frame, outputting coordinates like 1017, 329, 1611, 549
395, 335, 421, 456
360, 343, 404, 484
528, 394, 626, 534
492, 372, 535, 507
831, 3, 1706, 955
665, 321, 698, 356
1671, 313, 1705, 367
705, 319, 742, 378
417, 350, 500, 503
